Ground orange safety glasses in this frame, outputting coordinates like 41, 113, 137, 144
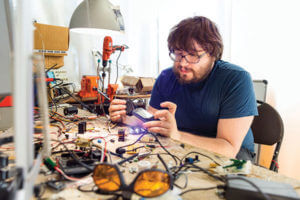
93, 163, 173, 198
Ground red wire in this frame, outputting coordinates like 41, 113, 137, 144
272, 160, 279, 169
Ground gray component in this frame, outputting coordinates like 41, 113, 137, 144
0, 107, 13, 130
225, 175, 300, 200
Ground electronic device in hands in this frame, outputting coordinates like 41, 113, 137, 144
126, 99, 156, 122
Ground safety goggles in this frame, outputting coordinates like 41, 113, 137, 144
93, 163, 173, 198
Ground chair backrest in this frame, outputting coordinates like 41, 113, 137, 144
251, 101, 284, 171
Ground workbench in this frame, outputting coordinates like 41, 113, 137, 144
1, 108, 300, 200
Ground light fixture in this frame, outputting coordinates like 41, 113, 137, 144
69, 0, 124, 32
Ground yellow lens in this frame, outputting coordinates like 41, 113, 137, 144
133, 171, 171, 198
93, 164, 121, 192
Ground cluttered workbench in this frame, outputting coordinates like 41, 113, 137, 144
2, 107, 299, 200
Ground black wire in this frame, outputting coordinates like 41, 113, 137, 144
174, 163, 224, 183
146, 153, 181, 164
179, 186, 217, 196
115, 50, 122, 84
45, 63, 58, 73
54, 140, 94, 172
49, 79, 64, 89
116, 133, 148, 153
226, 177, 272, 200
48, 89, 58, 118
189, 163, 225, 182
77, 185, 98, 193
157, 154, 169, 172
180, 151, 221, 166
149, 132, 178, 166
60, 87, 95, 113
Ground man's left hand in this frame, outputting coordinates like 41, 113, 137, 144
143, 101, 180, 140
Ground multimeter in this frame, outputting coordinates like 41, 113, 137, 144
126, 99, 156, 122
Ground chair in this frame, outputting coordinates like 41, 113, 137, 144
251, 100, 284, 172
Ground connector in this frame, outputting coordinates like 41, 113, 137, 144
43, 157, 57, 171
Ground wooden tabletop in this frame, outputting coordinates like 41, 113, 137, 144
1, 109, 300, 200
34, 113, 300, 200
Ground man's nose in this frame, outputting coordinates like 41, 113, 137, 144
178, 56, 189, 66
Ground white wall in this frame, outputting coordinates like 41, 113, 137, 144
230, 0, 300, 179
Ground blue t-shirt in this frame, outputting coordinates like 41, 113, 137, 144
149, 60, 258, 152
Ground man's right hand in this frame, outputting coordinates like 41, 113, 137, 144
108, 99, 127, 122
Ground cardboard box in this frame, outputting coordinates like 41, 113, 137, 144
44, 56, 64, 69
34, 23, 69, 56
121, 76, 140, 87
121, 76, 155, 93
136, 77, 155, 92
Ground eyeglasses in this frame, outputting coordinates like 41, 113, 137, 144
169, 50, 206, 64
93, 163, 173, 198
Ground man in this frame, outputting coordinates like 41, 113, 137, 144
109, 16, 257, 161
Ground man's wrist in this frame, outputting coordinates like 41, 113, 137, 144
171, 130, 181, 141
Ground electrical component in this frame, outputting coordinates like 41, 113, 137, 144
63, 106, 78, 116
46, 180, 66, 191
126, 145, 140, 154
126, 99, 155, 122
57, 150, 106, 176
225, 175, 300, 200
75, 137, 91, 148
78, 122, 87, 134
118, 128, 125, 142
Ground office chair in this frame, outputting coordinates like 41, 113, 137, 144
251, 100, 284, 172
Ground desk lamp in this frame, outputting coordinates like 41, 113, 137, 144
69, 0, 124, 32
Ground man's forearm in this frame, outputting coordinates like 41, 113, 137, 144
173, 131, 238, 158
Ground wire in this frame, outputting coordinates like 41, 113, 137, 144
54, 140, 94, 172
180, 151, 221, 166
115, 133, 148, 154
77, 185, 98, 192
157, 154, 169, 172
60, 87, 95, 113
180, 186, 218, 196
45, 63, 58, 73
114, 50, 122, 84
149, 132, 178, 166
226, 176, 272, 200
54, 166, 81, 181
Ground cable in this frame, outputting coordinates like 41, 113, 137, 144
180, 151, 221, 166
115, 133, 148, 155
77, 185, 98, 193
226, 176, 272, 200
157, 154, 169, 172
114, 50, 122, 84
149, 132, 178, 166
54, 140, 94, 172
45, 63, 58, 73
60, 87, 95, 113
180, 186, 218, 196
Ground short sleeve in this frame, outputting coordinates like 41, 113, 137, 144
149, 74, 164, 109
219, 71, 258, 118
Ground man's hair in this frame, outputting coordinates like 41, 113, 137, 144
168, 16, 223, 60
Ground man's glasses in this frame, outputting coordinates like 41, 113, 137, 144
169, 50, 206, 64
93, 163, 173, 198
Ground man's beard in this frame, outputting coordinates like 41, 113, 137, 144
173, 66, 201, 84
